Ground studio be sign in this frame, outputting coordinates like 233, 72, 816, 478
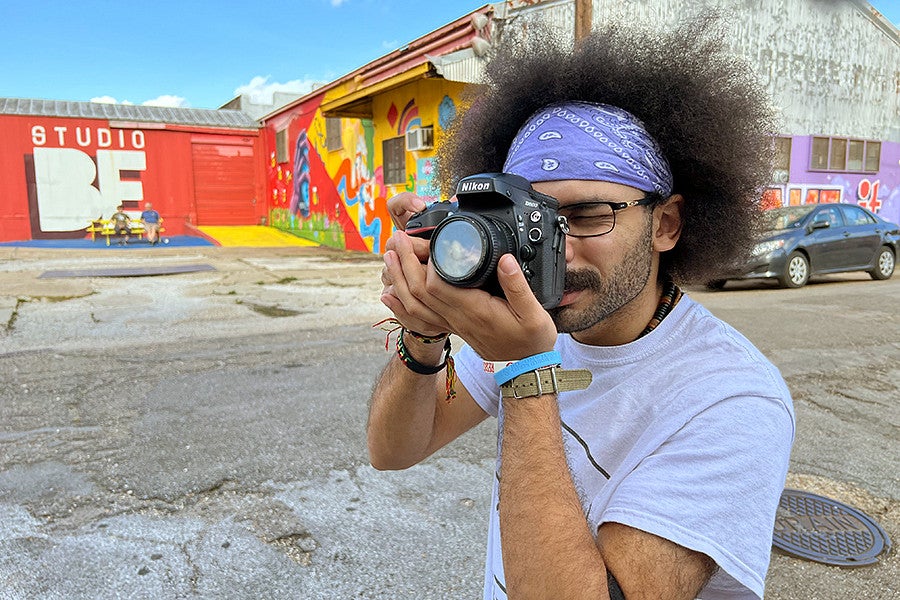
28, 123, 148, 234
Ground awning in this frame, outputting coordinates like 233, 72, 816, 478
430, 47, 488, 84
320, 63, 438, 119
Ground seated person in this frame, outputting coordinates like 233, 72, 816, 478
111, 205, 131, 245
140, 202, 163, 245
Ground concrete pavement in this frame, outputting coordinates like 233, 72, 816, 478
0, 246, 896, 599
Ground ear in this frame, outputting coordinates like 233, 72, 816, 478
652, 194, 684, 252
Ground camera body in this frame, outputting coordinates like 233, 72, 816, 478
406, 172, 567, 308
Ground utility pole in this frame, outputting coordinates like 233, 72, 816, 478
575, 0, 592, 40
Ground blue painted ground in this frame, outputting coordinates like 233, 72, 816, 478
0, 236, 215, 249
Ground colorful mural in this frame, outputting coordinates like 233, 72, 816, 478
266, 81, 465, 254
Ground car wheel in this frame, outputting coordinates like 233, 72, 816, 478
869, 246, 895, 280
705, 279, 727, 291
780, 251, 809, 288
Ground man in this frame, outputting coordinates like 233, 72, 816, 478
369, 17, 794, 600
140, 202, 162, 245
111, 205, 131, 245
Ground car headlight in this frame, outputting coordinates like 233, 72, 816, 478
752, 240, 785, 256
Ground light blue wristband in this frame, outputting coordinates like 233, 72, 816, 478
493, 351, 562, 386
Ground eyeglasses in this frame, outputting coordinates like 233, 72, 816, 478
558, 195, 658, 238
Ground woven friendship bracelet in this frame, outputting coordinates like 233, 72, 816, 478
405, 329, 450, 344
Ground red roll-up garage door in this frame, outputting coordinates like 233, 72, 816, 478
192, 139, 256, 225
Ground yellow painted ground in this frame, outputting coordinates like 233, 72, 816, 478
198, 226, 319, 247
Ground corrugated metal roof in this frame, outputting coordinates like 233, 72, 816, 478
432, 48, 488, 84
0, 97, 259, 129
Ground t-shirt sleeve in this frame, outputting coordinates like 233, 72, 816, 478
590, 394, 794, 598
453, 343, 500, 418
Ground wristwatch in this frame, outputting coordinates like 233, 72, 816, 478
500, 366, 592, 398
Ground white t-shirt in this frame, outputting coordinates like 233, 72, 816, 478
454, 295, 795, 599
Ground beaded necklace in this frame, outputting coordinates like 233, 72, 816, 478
637, 279, 682, 339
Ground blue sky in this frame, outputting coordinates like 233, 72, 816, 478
1, 0, 898, 110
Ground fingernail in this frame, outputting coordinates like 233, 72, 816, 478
499, 254, 518, 275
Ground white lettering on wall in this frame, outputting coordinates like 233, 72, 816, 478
29, 123, 146, 149
97, 150, 145, 207
32, 126, 46, 146
33, 147, 146, 231
98, 128, 112, 148
76, 127, 91, 147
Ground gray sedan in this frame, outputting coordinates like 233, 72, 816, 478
708, 204, 899, 289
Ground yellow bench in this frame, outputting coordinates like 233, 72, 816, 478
87, 219, 165, 246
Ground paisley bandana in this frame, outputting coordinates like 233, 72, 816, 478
502, 102, 673, 197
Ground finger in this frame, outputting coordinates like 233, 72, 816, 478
392, 232, 430, 297
380, 291, 451, 334
386, 227, 429, 262
422, 259, 496, 320
409, 235, 431, 263
386, 192, 428, 230
383, 245, 451, 331
496, 254, 543, 318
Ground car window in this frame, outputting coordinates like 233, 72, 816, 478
839, 204, 876, 226
816, 206, 844, 227
764, 207, 814, 230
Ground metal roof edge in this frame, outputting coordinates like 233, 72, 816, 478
259, 3, 495, 122
0, 97, 260, 129
850, 0, 900, 46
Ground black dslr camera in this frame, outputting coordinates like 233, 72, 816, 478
405, 172, 567, 308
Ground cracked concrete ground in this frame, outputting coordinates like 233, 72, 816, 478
0, 245, 897, 599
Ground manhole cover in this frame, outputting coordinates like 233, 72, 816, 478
773, 489, 891, 566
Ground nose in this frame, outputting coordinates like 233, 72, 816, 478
564, 236, 576, 264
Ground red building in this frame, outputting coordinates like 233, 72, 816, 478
0, 98, 265, 242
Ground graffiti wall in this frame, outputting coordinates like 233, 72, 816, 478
765, 137, 900, 224
265, 79, 467, 254
0, 114, 264, 242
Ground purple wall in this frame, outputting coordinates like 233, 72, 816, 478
776, 136, 900, 225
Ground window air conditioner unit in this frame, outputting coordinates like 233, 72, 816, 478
406, 126, 434, 151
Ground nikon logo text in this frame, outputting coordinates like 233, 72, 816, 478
459, 180, 492, 193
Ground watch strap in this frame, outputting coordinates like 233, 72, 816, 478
500, 366, 592, 399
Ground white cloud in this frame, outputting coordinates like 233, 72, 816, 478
233, 75, 320, 105
331, 0, 348, 6
90, 95, 186, 107
142, 95, 189, 108
382, 39, 399, 50
90, 96, 134, 105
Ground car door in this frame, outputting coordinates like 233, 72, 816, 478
838, 204, 881, 267
803, 205, 847, 272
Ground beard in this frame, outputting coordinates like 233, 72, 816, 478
548, 220, 654, 333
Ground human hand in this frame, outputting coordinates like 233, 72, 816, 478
421, 254, 558, 361
386, 192, 432, 263
381, 230, 452, 337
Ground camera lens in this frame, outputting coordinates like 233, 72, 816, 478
431, 214, 516, 287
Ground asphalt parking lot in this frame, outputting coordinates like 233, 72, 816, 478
0, 245, 897, 599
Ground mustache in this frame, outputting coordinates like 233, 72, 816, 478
564, 268, 602, 292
